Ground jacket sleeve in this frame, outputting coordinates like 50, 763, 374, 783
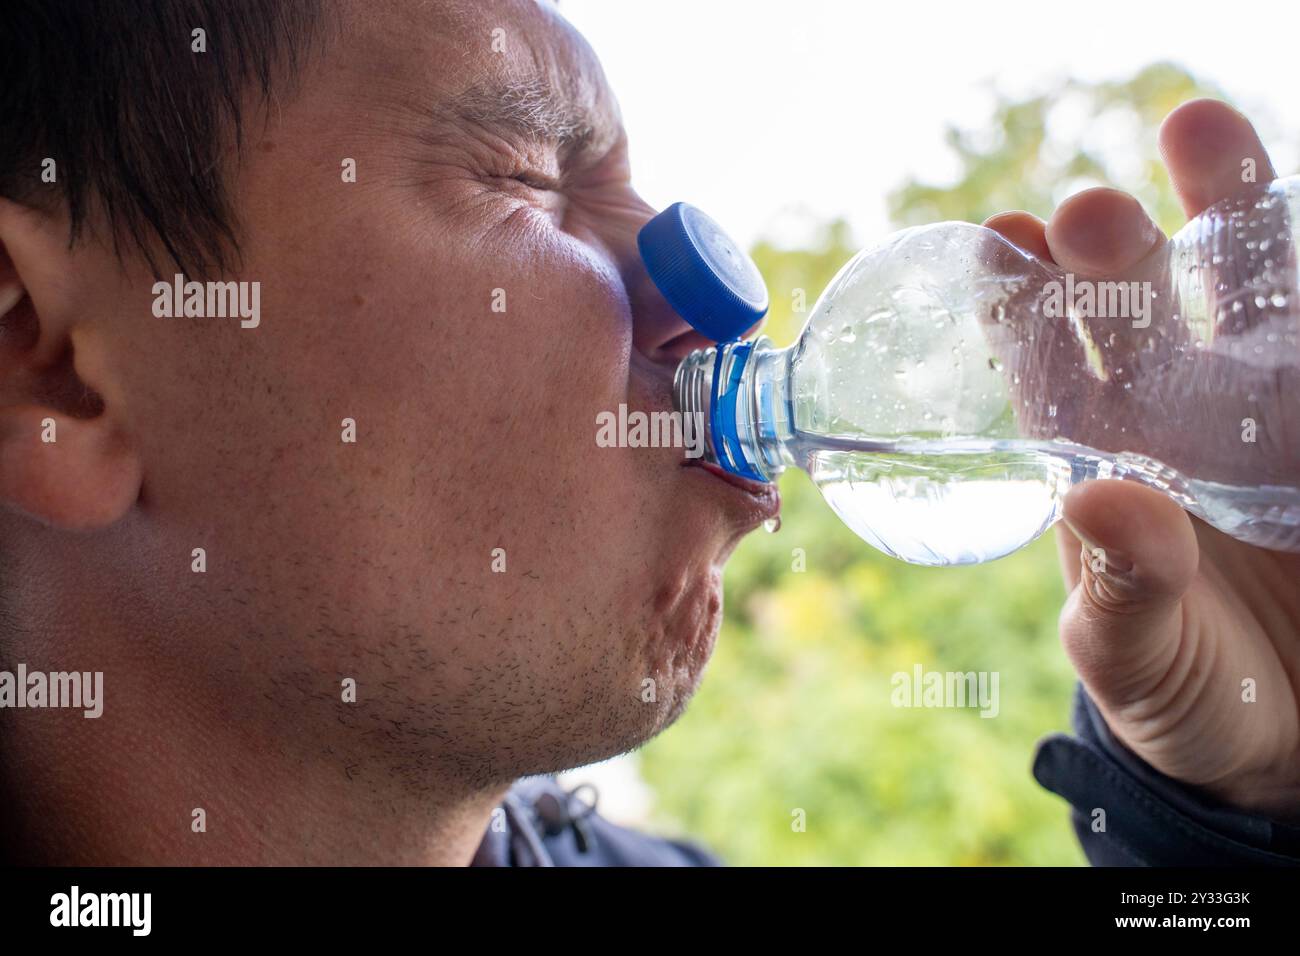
1033, 683, 1300, 866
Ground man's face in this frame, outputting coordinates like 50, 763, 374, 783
62, 0, 776, 786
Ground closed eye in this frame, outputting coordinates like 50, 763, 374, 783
508, 171, 562, 192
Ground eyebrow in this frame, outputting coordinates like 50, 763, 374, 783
439, 76, 598, 153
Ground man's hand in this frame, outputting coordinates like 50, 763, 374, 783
986, 99, 1300, 820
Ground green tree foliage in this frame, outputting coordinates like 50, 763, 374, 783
888, 63, 1218, 235
638, 64, 1237, 865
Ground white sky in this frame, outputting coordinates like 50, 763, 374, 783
563, 0, 1300, 249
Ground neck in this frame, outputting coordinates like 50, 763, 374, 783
0, 645, 509, 866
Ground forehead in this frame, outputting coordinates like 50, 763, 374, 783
335, 0, 621, 150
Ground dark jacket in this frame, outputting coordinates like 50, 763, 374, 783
473, 683, 1300, 866
1033, 683, 1300, 865
470, 775, 719, 866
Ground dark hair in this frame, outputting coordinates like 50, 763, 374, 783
0, 0, 327, 278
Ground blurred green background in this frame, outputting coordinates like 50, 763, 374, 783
634, 65, 1240, 865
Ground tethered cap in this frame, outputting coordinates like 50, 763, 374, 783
637, 202, 768, 342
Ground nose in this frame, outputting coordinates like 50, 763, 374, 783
627, 261, 724, 365
617, 198, 767, 365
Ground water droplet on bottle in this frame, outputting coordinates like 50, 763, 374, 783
762, 516, 781, 534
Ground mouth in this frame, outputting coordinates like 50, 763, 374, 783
629, 350, 781, 525
682, 458, 781, 523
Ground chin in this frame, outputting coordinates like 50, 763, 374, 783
644, 556, 728, 676
640, 567, 723, 717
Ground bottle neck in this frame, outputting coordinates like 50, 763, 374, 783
673, 336, 795, 482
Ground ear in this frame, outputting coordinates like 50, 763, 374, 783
0, 199, 142, 529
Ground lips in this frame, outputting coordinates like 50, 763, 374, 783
682, 458, 781, 522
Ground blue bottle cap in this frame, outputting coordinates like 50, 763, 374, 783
637, 202, 768, 342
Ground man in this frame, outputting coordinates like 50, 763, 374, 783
0, 0, 1295, 865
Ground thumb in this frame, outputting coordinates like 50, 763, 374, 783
1058, 480, 1199, 709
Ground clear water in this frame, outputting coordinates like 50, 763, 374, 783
805, 439, 1300, 566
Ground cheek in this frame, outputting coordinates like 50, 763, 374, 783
380, 218, 650, 560
221, 194, 675, 639
277, 207, 635, 472
425, 223, 635, 475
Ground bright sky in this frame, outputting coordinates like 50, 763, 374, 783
563, 0, 1300, 250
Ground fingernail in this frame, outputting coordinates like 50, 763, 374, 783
1062, 516, 1133, 575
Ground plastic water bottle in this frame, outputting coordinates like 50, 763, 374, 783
638, 182, 1300, 566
